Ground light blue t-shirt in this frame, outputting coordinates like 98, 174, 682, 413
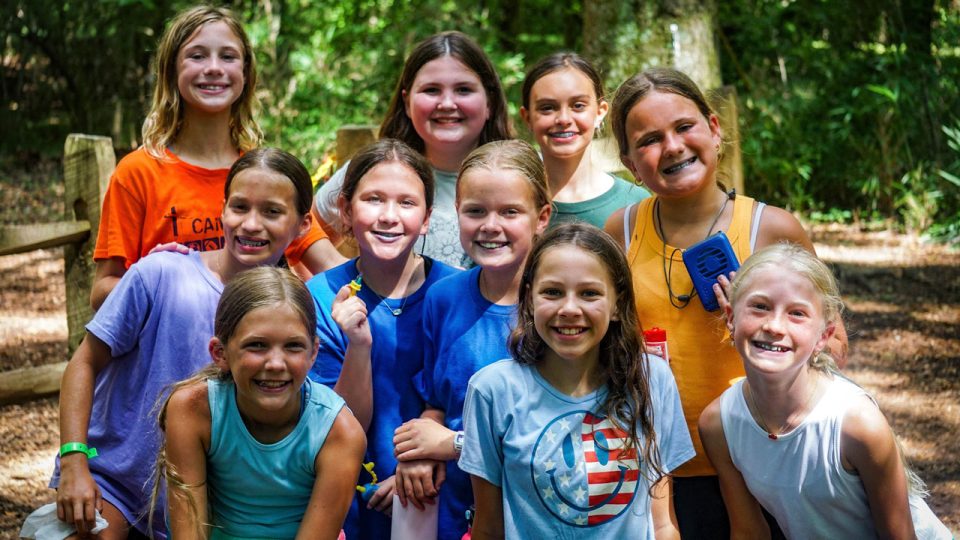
306, 257, 459, 540
459, 357, 694, 539
315, 164, 468, 268
49, 251, 223, 540
418, 266, 515, 540
206, 377, 345, 538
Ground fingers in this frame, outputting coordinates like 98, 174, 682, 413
434, 462, 446, 491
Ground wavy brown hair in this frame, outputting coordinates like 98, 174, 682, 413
509, 223, 665, 487
142, 5, 262, 160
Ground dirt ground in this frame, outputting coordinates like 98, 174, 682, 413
0, 224, 958, 537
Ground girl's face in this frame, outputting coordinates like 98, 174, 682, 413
404, 56, 490, 156
222, 167, 309, 268
457, 169, 550, 274
211, 303, 317, 420
726, 266, 834, 377
620, 90, 721, 198
177, 20, 246, 115
339, 161, 430, 263
521, 68, 608, 160
531, 245, 619, 367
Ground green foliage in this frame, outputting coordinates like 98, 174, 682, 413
718, 0, 960, 239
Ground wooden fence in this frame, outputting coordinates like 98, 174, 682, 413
0, 134, 114, 404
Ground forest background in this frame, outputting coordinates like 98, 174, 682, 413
2, 0, 960, 241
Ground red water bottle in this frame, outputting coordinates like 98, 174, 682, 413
643, 327, 669, 363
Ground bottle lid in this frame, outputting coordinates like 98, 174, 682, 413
643, 327, 666, 341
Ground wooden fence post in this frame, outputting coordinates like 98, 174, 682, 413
63, 134, 115, 353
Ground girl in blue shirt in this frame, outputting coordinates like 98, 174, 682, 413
391, 140, 552, 539
307, 139, 459, 539
156, 267, 365, 539
459, 223, 694, 539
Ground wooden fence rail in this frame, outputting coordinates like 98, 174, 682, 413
0, 134, 114, 404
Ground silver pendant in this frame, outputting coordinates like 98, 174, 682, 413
391, 308, 402, 316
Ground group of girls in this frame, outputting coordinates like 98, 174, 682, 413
47, 3, 951, 540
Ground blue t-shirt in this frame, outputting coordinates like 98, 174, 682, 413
207, 377, 345, 538
459, 357, 694, 539
50, 251, 223, 539
419, 266, 515, 540
306, 257, 459, 540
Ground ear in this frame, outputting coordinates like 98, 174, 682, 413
311, 336, 320, 361
535, 203, 551, 235
708, 113, 723, 149
419, 207, 432, 236
620, 154, 638, 180
209, 337, 229, 373
596, 99, 609, 126
519, 106, 530, 127
337, 194, 353, 230
815, 321, 837, 356
295, 210, 312, 239
724, 302, 735, 334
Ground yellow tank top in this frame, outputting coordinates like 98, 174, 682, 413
627, 195, 756, 476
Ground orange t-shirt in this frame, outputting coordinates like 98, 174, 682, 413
94, 148, 324, 267
626, 195, 757, 477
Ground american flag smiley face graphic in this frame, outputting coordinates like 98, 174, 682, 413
530, 411, 640, 527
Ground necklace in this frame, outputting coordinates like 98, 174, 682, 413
356, 257, 421, 317
746, 377, 820, 441
655, 188, 734, 309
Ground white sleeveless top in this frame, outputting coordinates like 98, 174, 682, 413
719, 376, 951, 539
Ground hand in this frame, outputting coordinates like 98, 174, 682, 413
331, 284, 372, 348
366, 474, 396, 516
714, 271, 737, 318
394, 418, 456, 462
56, 455, 102, 535
148, 241, 191, 255
395, 459, 445, 510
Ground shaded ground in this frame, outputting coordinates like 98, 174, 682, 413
0, 225, 957, 536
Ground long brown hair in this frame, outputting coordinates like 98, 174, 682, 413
378, 31, 512, 154
509, 223, 665, 487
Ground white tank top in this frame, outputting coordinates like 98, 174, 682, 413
719, 376, 951, 539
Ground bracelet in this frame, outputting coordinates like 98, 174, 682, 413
60, 442, 98, 459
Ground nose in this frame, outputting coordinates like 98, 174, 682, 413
555, 106, 571, 125
479, 212, 500, 233
762, 312, 786, 335
203, 56, 224, 75
241, 211, 263, 232
558, 293, 580, 317
264, 347, 285, 370
379, 201, 400, 224
662, 131, 684, 156
438, 89, 456, 110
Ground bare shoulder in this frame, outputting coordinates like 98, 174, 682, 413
841, 392, 893, 450
755, 204, 815, 252
167, 381, 212, 424
326, 407, 367, 457
698, 395, 725, 440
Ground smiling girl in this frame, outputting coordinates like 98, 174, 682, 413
90, 6, 340, 309
307, 139, 459, 539
157, 267, 365, 540
699, 244, 949, 539
391, 140, 551, 540
604, 67, 848, 538
459, 223, 694, 539
520, 53, 647, 228
314, 31, 511, 268
53, 148, 315, 539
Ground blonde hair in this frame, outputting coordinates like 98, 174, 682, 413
457, 140, 551, 212
141, 5, 262, 159
728, 243, 843, 371
148, 267, 315, 537
729, 243, 929, 497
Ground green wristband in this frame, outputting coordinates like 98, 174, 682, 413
60, 442, 98, 459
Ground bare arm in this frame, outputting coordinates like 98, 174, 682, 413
470, 475, 504, 540
164, 383, 212, 540
297, 237, 348, 277
297, 407, 366, 539
393, 408, 450, 508
90, 258, 126, 310
650, 476, 680, 540
603, 206, 630, 250
56, 334, 113, 533
698, 398, 771, 540
330, 284, 374, 430
841, 395, 916, 540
